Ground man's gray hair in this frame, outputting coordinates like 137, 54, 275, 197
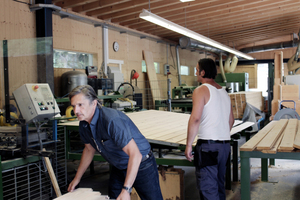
69, 85, 102, 108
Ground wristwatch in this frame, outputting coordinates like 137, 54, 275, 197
122, 186, 132, 194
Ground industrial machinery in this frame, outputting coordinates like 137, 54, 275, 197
0, 83, 67, 199
215, 72, 249, 92
172, 85, 197, 99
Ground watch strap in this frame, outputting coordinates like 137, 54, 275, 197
122, 186, 132, 193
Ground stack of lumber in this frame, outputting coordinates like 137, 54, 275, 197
240, 119, 300, 153
53, 188, 109, 200
229, 91, 263, 119
271, 51, 300, 118
272, 81, 300, 117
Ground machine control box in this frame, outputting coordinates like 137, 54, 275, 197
13, 83, 60, 123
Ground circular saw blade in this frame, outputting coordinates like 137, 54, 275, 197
274, 108, 300, 120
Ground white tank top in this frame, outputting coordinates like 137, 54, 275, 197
197, 83, 231, 140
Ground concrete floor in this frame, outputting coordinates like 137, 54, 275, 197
67, 136, 300, 200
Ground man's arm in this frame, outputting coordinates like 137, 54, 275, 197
68, 143, 96, 192
185, 86, 207, 162
117, 139, 143, 200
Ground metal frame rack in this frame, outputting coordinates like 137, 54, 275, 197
0, 122, 67, 200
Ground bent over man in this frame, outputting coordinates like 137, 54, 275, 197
68, 85, 163, 200
185, 58, 234, 200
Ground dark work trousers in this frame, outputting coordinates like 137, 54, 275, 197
108, 154, 163, 200
194, 141, 231, 200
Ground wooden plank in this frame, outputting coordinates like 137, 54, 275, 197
142, 50, 162, 106
274, 51, 283, 80
240, 121, 276, 151
53, 188, 107, 200
278, 119, 298, 150
43, 149, 62, 197
280, 85, 299, 101
230, 122, 254, 136
256, 119, 288, 150
294, 121, 300, 149
262, 129, 284, 154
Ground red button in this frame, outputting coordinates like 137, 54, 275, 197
34, 85, 39, 90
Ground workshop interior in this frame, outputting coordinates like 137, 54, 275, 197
2, 0, 300, 199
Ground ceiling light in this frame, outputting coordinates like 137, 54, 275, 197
139, 9, 254, 60
180, 0, 195, 2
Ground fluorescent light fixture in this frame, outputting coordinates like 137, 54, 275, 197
180, 0, 195, 2
139, 9, 254, 60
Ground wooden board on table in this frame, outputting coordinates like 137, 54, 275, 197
240, 121, 276, 151
278, 119, 298, 151
262, 129, 284, 154
293, 121, 300, 149
53, 188, 108, 200
142, 50, 162, 106
256, 119, 288, 150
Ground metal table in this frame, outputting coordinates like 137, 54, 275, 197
240, 151, 300, 200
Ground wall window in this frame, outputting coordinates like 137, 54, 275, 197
53, 49, 93, 69
257, 63, 268, 97
181, 65, 190, 75
142, 60, 160, 73
194, 67, 197, 76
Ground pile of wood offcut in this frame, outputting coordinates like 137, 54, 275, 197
240, 119, 300, 153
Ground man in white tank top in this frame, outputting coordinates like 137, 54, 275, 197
185, 58, 234, 200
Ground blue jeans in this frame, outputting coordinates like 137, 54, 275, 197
108, 154, 163, 200
194, 142, 231, 200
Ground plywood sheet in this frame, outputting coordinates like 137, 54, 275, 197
142, 50, 162, 106
256, 119, 288, 150
240, 121, 276, 151
59, 110, 251, 146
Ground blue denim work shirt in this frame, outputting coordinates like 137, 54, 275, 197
79, 106, 151, 170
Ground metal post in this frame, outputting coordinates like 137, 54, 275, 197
240, 152, 251, 200
233, 140, 238, 181
0, 156, 3, 200
268, 62, 274, 116
175, 45, 182, 86
269, 158, 275, 165
261, 158, 268, 181
3, 40, 10, 123
167, 78, 171, 111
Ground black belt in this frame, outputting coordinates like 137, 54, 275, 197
141, 151, 152, 162
197, 139, 230, 145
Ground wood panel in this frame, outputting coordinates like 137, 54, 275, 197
53, 188, 108, 200
60, 110, 253, 146
240, 121, 276, 151
256, 119, 288, 150
278, 119, 298, 151
142, 50, 162, 106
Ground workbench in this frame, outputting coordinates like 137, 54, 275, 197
240, 119, 300, 200
59, 110, 254, 189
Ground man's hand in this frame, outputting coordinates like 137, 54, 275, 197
117, 189, 131, 200
185, 145, 194, 162
68, 178, 80, 192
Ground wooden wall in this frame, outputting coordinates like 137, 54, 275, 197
0, 0, 36, 109
1, 0, 299, 109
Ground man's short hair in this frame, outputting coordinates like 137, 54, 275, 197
69, 85, 102, 108
198, 58, 217, 79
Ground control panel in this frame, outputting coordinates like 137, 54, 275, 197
13, 84, 60, 123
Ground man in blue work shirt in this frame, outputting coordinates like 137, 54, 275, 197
67, 85, 163, 200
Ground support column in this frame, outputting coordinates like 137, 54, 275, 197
35, 0, 54, 93
240, 153, 251, 200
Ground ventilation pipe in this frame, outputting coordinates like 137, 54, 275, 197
224, 54, 238, 73
179, 36, 227, 55
239, 41, 298, 54
219, 55, 227, 83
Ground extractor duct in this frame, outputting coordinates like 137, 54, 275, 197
239, 41, 298, 54
179, 36, 227, 56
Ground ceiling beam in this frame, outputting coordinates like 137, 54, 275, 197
55, 0, 98, 8
72, 0, 132, 13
